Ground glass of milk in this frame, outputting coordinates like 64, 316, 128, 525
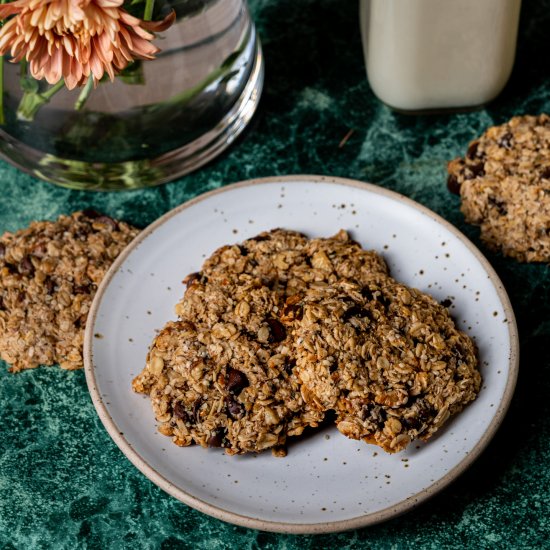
360, 0, 522, 112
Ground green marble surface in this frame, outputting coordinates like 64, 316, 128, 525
1, 0, 549, 547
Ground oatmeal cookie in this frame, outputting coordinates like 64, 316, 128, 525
0, 210, 139, 372
177, 228, 389, 326
135, 228, 388, 455
447, 114, 550, 262
288, 276, 480, 453
132, 319, 323, 455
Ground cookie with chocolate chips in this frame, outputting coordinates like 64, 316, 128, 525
447, 114, 550, 262
0, 211, 139, 372
177, 228, 389, 327
134, 228, 389, 455
132, 319, 323, 455
287, 276, 481, 453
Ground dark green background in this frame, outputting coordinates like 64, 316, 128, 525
1, 0, 549, 548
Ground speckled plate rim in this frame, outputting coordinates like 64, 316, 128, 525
84, 175, 519, 534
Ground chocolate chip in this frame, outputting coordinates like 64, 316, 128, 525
466, 141, 480, 159
74, 224, 92, 240
342, 305, 370, 322
95, 215, 118, 231
238, 245, 249, 256
225, 396, 244, 419
173, 402, 190, 423
447, 174, 461, 195
406, 400, 436, 430
81, 209, 101, 219
379, 294, 391, 308
541, 167, 550, 180
284, 358, 296, 375
471, 162, 485, 176
226, 367, 249, 395
74, 283, 93, 295
193, 398, 204, 423
281, 301, 303, 321
498, 132, 513, 149
266, 318, 286, 342
465, 162, 485, 179
183, 272, 202, 286
207, 427, 227, 447
18, 256, 35, 277
361, 286, 374, 301
44, 277, 56, 295
0, 243, 6, 259
402, 415, 421, 431
488, 196, 507, 216
0, 295, 4, 310
440, 298, 453, 308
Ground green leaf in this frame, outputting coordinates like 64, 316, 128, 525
20, 76, 39, 93
117, 61, 145, 85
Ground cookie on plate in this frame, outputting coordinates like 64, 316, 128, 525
0, 211, 139, 372
132, 319, 324, 456
176, 228, 389, 327
175, 229, 309, 328
447, 114, 550, 262
134, 228, 389, 455
288, 276, 481, 453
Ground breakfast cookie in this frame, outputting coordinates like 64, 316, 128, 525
177, 274, 290, 347
132, 319, 323, 455
177, 228, 389, 327
0, 210, 139, 372
288, 276, 480, 453
175, 229, 309, 328
136, 228, 388, 455
447, 113, 550, 262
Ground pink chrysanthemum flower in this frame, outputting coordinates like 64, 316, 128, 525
0, 0, 174, 89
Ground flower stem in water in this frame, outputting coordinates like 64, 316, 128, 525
75, 75, 94, 110
17, 79, 66, 121
143, 0, 155, 21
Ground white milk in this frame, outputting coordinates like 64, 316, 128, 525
360, 0, 522, 111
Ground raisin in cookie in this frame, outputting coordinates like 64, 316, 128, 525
447, 114, 550, 262
288, 276, 480, 453
0, 211, 139, 372
132, 320, 323, 455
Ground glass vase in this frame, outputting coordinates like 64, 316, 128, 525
0, 0, 264, 190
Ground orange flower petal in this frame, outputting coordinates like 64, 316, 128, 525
0, 0, 167, 87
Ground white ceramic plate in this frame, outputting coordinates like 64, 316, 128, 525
84, 176, 518, 534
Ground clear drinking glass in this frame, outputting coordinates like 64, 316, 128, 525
0, 0, 264, 190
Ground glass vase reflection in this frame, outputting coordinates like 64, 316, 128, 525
0, 0, 264, 190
